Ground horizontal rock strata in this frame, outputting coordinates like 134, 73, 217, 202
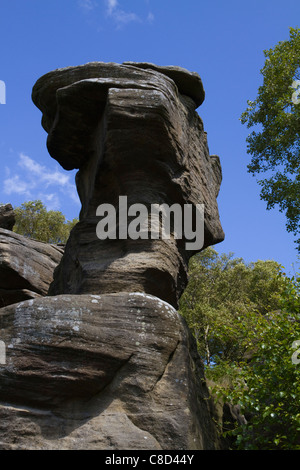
0, 293, 222, 450
32, 61, 224, 308
0, 229, 63, 307
0, 61, 225, 450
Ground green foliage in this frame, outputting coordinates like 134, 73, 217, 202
180, 248, 300, 449
208, 273, 300, 450
13, 200, 78, 244
240, 27, 300, 251
179, 247, 284, 365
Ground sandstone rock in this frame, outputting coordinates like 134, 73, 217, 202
32, 61, 224, 308
0, 62, 226, 450
0, 288, 42, 308
0, 293, 223, 450
122, 61, 205, 108
0, 229, 63, 307
0, 204, 15, 231
208, 379, 248, 449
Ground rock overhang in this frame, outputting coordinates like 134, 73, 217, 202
32, 61, 205, 171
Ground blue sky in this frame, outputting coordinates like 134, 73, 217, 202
0, 0, 299, 272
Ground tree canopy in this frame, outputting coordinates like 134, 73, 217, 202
179, 247, 300, 449
13, 200, 78, 244
207, 273, 300, 450
240, 27, 300, 251
179, 247, 285, 366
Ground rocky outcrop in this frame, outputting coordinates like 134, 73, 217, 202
0, 62, 225, 450
0, 293, 222, 450
0, 229, 63, 307
32, 61, 224, 309
0, 204, 15, 231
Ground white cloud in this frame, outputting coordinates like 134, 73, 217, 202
78, 0, 97, 11
3, 153, 80, 211
79, 1, 148, 28
18, 153, 69, 187
114, 9, 140, 25
107, 0, 118, 15
3, 175, 31, 198
105, 0, 140, 26
37, 193, 61, 211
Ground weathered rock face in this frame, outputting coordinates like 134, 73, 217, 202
0, 229, 63, 307
0, 293, 222, 450
0, 204, 15, 231
0, 62, 225, 450
32, 61, 224, 308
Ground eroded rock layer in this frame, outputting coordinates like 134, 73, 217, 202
0, 204, 15, 231
0, 293, 222, 450
0, 229, 63, 307
0, 62, 225, 450
32, 61, 224, 308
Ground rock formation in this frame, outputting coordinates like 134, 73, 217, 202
32, 61, 224, 309
0, 206, 63, 308
0, 229, 63, 308
0, 62, 225, 450
0, 204, 15, 231
0, 292, 223, 450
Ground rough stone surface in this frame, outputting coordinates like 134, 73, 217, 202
0, 204, 15, 231
32, 61, 224, 308
0, 288, 42, 308
0, 62, 226, 450
0, 293, 222, 450
122, 61, 205, 108
0, 229, 63, 307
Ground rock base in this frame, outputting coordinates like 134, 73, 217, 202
0, 293, 222, 450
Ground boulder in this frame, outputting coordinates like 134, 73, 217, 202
0, 229, 63, 307
0, 293, 222, 450
0, 204, 15, 231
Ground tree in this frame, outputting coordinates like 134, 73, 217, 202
13, 200, 78, 244
240, 28, 300, 251
179, 247, 300, 449
179, 247, 285, 366
209, 273, 300, 450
